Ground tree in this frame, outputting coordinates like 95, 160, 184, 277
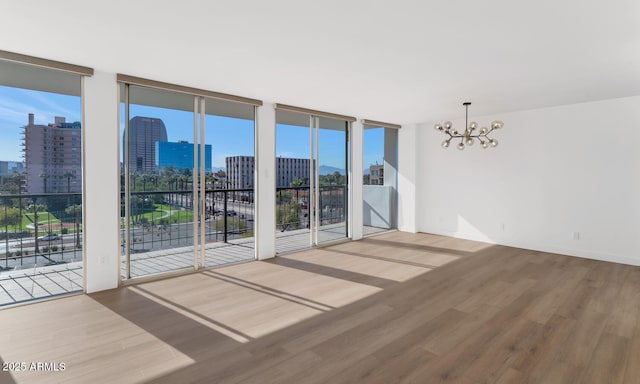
290, 178, 304, 187
363, 174, 370, 185
0, 173, 24, 194
39, 172, 48, 193
26, 204, 46, 253
63, 172, 75, 192
0, 206, 21, 228
276, 196, 301, 231
159, 166, 177, 190
65, 204, 82, 247
205, 173, 218, 190
0, 206, 21, 260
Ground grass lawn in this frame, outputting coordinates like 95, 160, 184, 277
127, 204, 194, 226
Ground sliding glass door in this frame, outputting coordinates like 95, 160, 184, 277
120, 82, 257, 280
363, 123, 398, 236
201, 98, 256, 268
275, 110, 350, 254
316, 116, 349, 244
0, 59, 86, 306
121, 85, 198, 278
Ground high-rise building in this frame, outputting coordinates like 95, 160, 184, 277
126, 116, 167, 174
156, 141, 212, 173
226, 156, 310, 189
22, 113, 82, 194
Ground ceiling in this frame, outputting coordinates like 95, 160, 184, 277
2, 0, 639, 124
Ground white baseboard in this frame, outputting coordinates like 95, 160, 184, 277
418, 227, 640, 267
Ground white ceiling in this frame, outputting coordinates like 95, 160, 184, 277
2, 0, 639, 124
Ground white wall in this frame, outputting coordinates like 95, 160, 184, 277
363, 186, 393, 228
398, 123, 418, 233
83, 71, 120, 292
416, 96, 640, 265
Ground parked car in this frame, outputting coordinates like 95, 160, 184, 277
38, 233, 61, 241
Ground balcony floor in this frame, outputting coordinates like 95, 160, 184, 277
0, 225, 389, 306
0, 262, 83, 306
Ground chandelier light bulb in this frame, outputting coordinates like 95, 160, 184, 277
491, 120, 504, 129
444, 121, 453, 129
469, 121, 478, 130
480, 127, 487, 135
490, 139, 498, 147
466, 138, 474, 146
442, 140, 450, 148
480, 140, 488, 148
434, 123, 443, 131
452, 130, 459, 135
457, 142, 465, 150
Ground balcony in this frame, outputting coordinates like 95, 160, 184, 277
0, 186, 348, 306
0, 192, 83, 306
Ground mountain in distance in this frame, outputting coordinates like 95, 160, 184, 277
319, 165, 345, 175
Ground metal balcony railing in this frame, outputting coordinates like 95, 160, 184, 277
0, 185, 347, 271
0, 192, 83, 272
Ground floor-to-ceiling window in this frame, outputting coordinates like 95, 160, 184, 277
202, 97, 256, 268
0, 52, 92, 306
119, 76, 260, 280
362, 120, 399, 236
275, 105, 353, 254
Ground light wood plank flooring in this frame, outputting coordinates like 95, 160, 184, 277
1, 232, 639, 383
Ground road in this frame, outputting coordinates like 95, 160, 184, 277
0, 199, 257, 271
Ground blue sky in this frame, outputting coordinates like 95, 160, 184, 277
0, 85, 383, 170
0, 86, 81, 161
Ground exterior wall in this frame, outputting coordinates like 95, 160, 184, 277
363, 185, 393, 228
156, 141, 212, 172
126, 116, 167, 174
23, 113, 82, 194
276, 157, 310, 187
226, 156, 255, 189
369, 165, 384, 185
226, 155, 309, 189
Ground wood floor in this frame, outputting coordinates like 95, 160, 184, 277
1, 232, 639, 383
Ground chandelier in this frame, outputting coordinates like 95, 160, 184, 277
434, 102, 504, 150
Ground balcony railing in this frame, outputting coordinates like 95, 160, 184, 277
0, 185, 347, 271
276, 185, 346, 232
0, 192, 83, 272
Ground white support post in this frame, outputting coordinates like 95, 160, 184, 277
83, 71, 120, 292
255, 103, 276, 260
351, 120, 364, 240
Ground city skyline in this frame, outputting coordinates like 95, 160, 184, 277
0, 86, 385, 170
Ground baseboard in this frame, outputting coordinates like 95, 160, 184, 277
418, 227, 640, 267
